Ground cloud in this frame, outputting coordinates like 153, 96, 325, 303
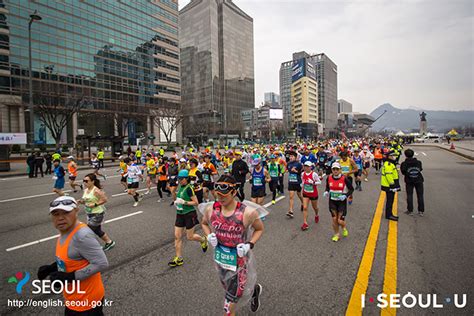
179, 0, 473, 112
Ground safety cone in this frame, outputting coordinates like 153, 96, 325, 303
450, 143, 455, 150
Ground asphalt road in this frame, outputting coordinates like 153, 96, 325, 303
0, 147, 473, 315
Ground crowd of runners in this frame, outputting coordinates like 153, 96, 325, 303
44, 137, 408, 315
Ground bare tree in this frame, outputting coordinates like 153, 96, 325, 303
151, 107, 183, 146
35, 91, 87, 149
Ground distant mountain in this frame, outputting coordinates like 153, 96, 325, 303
369, 103, 474, 132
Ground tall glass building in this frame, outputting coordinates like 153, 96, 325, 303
0, 0, 180, 146
180, 0, 254, 141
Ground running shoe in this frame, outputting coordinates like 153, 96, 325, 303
145, 190, 151, 195
200, 236, 208, 253
418, 212, 424, 217
168, 257, 184, 267
133, 201, 139, 207
103, 240, 116, 251
359, 187, 363, 191
404, 210, 414, 216
286, 211, 294, 218
157, 198, 164, 202
314, 215, 319, 224
348, 196, 353, 205
301, 223, 309, 231
272, 200, 276, 205
250, 283, 262, 312
170, 201, 174, 206
332, 234, 340, 242
342, 228, 349, 237
261, 216, 266, 221
138, 194, 144, 202
103, 175, 107, 181
364, 178, 368, 182
80, 184, 84, 190
123, 188, 128, 192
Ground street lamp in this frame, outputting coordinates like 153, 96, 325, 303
27, 10, 42, 145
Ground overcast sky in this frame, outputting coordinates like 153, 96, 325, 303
179, 0, 473, 113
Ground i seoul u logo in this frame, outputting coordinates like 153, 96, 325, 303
8, 272, 30, 294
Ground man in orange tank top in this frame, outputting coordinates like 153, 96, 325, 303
37, 196, 109, 315
67, 156, 83, 193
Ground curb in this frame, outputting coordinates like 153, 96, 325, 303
411, 144, 474, 161
0, 163, 121, 178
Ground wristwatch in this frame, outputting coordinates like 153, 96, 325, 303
247, 242, 255, 249
94, 203, 98, 207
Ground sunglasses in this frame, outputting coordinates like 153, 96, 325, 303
50, 199, 76, 207
83, 179, 91, 183
215, 182, 236, 195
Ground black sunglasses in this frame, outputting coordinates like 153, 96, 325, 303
50, 200, 76, 207
83, 179, 91, 183
214, 183, 236, 192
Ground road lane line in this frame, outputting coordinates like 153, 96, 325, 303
346, 191, 385, 316
263, 195, 285, 207
111, 188, 147, 197
6, 211, 143, 252
381, 193, 398, 316
421, 152, 427, 156
0, 190, 73, 203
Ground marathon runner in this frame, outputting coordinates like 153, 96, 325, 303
201, 175, 265, 315
267, 154, 283, 204
78, 173, 115, 251
203, 154, 219, 202
90, 153, 106, 181
352, 149, 364, 191
157, 157, 171, 202
168, 169, 208, 267
67, 156, 82, 193
189, 158, 204, 204
323, 162, 354, 242
231, 151, 249, 202
301, 161, 321, 231
373, 143, 383, 174
168, 158, 179, 206
38, 196, 108, 315
362, 146, 374, 182
118, 156, 129, 192
124, 157, 144, 207
52, 159, 66, 197
145, 153, 157, 195
338, 151, 358, 205
286, 151, 303, 218
249, 158, 271, 206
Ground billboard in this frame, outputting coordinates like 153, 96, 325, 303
291, 59, 305, 82
34, 115, 67, 145
0, 133, 27, 145
306, 60, 316, 80
269, 109, 283, 120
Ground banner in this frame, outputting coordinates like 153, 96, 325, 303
0, 133, 27, 145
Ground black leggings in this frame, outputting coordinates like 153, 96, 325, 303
88, 224, 105, 238
270, 179, 279, 200
157, 180, 170, 198
236, 182, 245, 202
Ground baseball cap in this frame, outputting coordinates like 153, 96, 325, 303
234, 151, 242, 156
252, 158, 261, 165
303, 161, 313, 167
179, 158, 186, 163
49, 196, 78, 213
67, 155, 74, 159
331, 162, 341, 169
178, 169, 189, 178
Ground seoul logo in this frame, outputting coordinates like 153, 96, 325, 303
8, 272, 30, 294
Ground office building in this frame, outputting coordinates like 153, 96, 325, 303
0, 0, 181, 146
280, 51, 337, 136
338, 99, 352, 113
264, 92, 280, 108
180, 0, 254, 141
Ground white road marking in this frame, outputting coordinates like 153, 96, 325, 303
263, 195, 285, 207
0, 190, 73, 203
414, 152, 419, 156
111, 188, 147, 197
5, 211, 143, 252
421, 152, 427, 156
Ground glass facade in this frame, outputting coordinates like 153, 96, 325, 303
0, 0, 180, 144
180, 0, 254, 139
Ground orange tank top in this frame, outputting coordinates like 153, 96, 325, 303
374, 148, 383, 159
55, 223, 104, 311
68, 162, 77, 177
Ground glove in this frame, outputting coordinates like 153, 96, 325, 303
338, 195, 347, 201
37, 262, 58, 280
207, 233, 218, 248
174, 198, 185, 205
307, 179, 314, 184
323, 191, 329, 198
49, 271, 75, 282
237, 243, 251, 257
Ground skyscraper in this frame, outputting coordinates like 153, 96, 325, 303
338, 99, 353, 113
264, 92, 280, 108
180, 0, 254, 141
280, 51, 338, 136
0, 0, 181, 146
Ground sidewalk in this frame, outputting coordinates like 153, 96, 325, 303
0, 161, 121, 178
411, 140, 474, 161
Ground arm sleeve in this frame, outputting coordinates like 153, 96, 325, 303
325, 177, 330, 192
345, 177, 354, 196
73, 231, 109, 280
313, 172, 321, 184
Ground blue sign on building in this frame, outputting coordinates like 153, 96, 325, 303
291, 59, 306, 82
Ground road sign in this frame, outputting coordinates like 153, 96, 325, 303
77, 129, 85, 135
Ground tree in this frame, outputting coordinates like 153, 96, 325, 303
35, 91, 87, 149
151, 107, 183, 147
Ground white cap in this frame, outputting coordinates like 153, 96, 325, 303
179, 158, 186, 163
331, 162, 341, 169
67, 155, 74, 159
304, 161, 313, 167
49, 196, 78, 213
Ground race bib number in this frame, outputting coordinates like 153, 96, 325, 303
56, 257, 66, 272
319, 157, 325, 162
127, 177, 133, 184
341, 166, 350, 174
214, 244, 237, 271
303, 184, 314, 193
253, 177, 263, 187
330, 192, 343, 200
203, 173, 210, 181
289, 173, 298, 183
270, 170, 278, 178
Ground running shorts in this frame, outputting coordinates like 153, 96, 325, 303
355, 170, 362, 177
288, 183, 302, 192
68, 176, 76, 181
121, 176, 127, 183
363, 162, 371, 169
175, 211, 199, 229
303, 193, 318, 200
329, 200, 347, 219
218, 257, 248, 303
54, 178, 65, 189
127, 182, 139, 189
251, 187, 266, 198
169, 179, 178, 187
